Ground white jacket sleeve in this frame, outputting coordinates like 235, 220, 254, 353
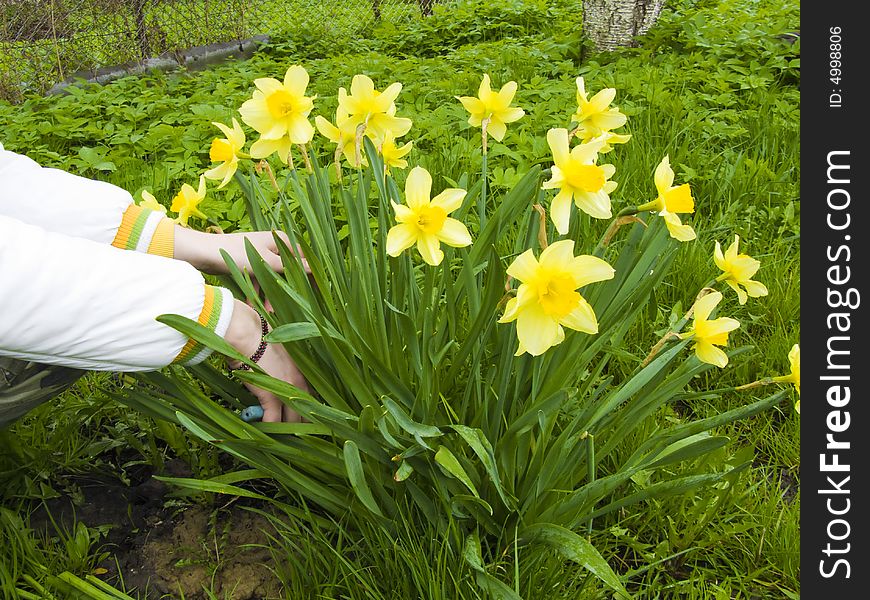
0, 214, 235, 371
0, 147, 176, 257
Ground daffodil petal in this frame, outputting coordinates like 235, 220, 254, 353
516, 305, 561, 356
591, 109, 627, 131
744, 280, 769, 298
283, 65, 309, 96
662, 212, 696, 241
713, 241, 726, 270
458, 96, 485, 118
238, 95, 273, 134
487, 119, 507, 141
386, 224, 418, 257
550, 188, 574, 235
430, 188, 466, 213
405, 166, 432, 210
350, 74, 375, 100
694, 341, 729, 368
570, 255, 616, 289
315, 115, 341, 143
586, 88, 616, 114
506, 249, 539, 283
573, 189, 612, 220
693, 291, 722, 322
417, 234, 444, 266
500, 107, 525, 123
436, 218, 472, 248
654, 155, 674, 195
499, 297, 520, 323
726, 280, 749, 305
546, 128, 571, 167
287, 115, 314, 144
560, 296, 599, 334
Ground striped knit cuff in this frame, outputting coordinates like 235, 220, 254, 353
111, 204, 175, 258
172, 285, 235, 366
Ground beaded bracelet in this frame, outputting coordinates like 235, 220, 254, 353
235, 312, 269, 371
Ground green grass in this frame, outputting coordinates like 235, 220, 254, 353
0, 0, 800, 597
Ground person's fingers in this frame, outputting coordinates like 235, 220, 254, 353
259, 394, 284, 423
282, 404, 304, 423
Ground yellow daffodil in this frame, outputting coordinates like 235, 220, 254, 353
386, 166, 471, 266
138, 189, 166, 214
171, 175, 209, 227
203, 118, 247, 188
679, 291, 740, 368
239, 65, 316, 163
714, 235, 769, 305
542, 128, 617, 234
337, 74, 412, 144
571, 77, 629, 143
637, 155, 696, 242
774, 343, 800, 412
499, 240, 615, 356
456, 74, 525, 142
315, 112, 363, 167
381, 130, 413, 171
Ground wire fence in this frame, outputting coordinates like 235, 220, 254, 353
0, 0, 441, 102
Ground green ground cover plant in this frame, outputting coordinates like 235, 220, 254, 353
0, 0, 800, 597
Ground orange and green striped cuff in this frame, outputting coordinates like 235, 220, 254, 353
172, 285, 235, 366
111, 204, 175, 258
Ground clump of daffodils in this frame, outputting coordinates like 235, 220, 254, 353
180, 66, 792, 377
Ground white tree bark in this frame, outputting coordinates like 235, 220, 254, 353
582, 0, 665, 52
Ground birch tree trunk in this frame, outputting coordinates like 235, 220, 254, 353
582, 0, 665, 52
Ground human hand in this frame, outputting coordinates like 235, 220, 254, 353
224, 299, 310, 422
174, 228, 309, 276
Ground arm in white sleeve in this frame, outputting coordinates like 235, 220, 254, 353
0, 215, 234, 371
0, 147, 176, 258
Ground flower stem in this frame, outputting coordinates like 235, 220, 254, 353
479, 117, 490, 231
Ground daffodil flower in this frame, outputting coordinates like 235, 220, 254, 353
679, 291, 740, 368
456, 74, 525, 142
542, 128, 617, 234
386, 166, 471, 266
239, 65, 316, 163
337, 74, 412, 144
204, 118, 247, 188
637, 155, 696, 242
571, 77, 629, 143
171, 175, 209, 227
714, 235, 769, 305
499, 240, 615, 356
315, 112, 363, 167
138, 189, 166, 214
774, 343, 800, 411
380, 130, 413, 171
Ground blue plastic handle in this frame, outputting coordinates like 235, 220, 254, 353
240, 405, 265, 422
